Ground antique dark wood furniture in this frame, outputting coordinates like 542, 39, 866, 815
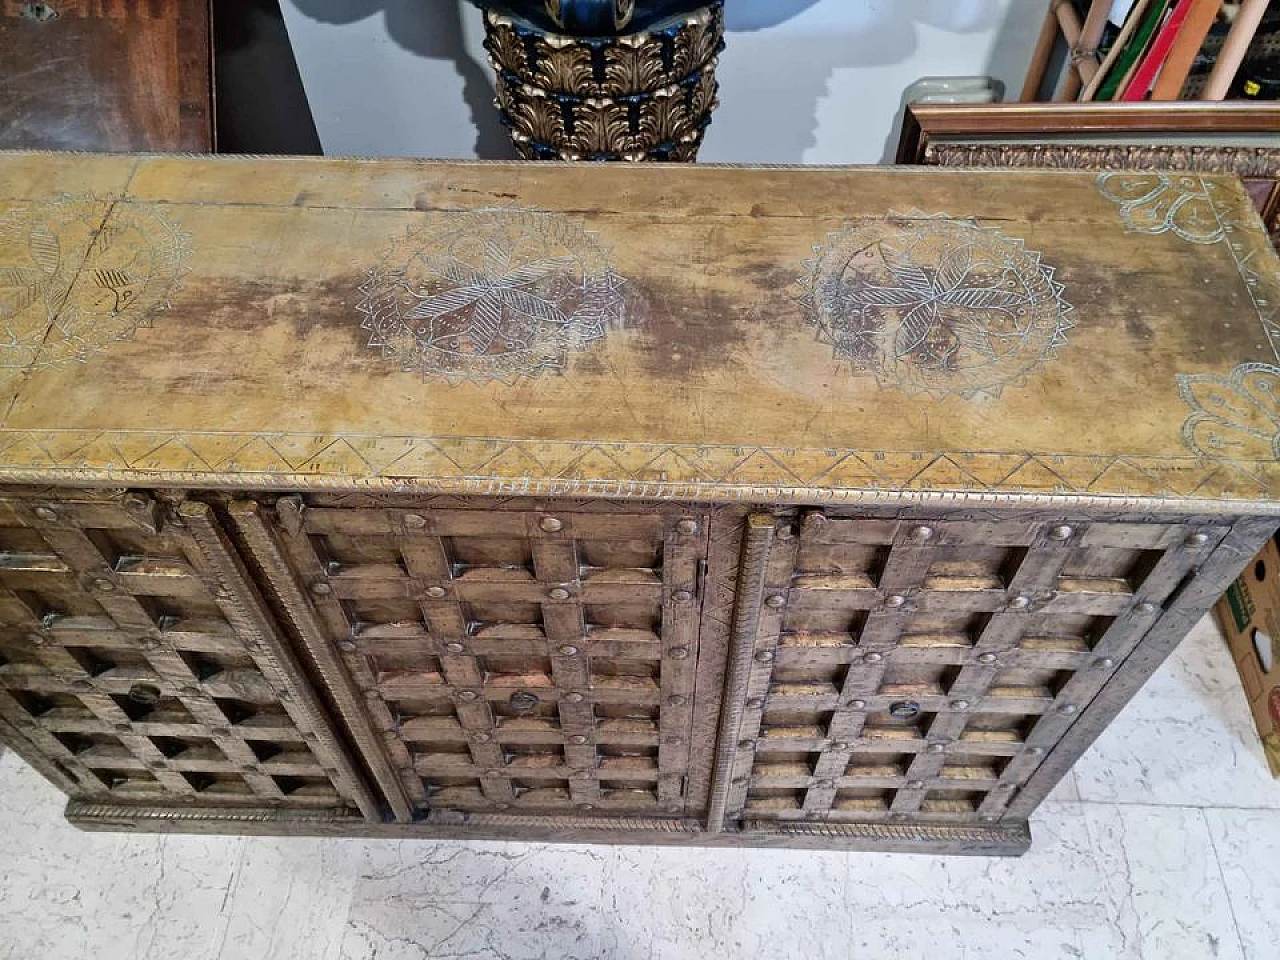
0, 1, 213, 152
0, 152, 1277, 856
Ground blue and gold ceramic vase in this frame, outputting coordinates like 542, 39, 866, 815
474, 1, 725, 161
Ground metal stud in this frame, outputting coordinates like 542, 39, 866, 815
71, 679, 93, 691
310, 582, 331, 596
1058, 703, 1079, 715
849, 699, 867, 710
337, 639, 358, 653
889, 700, 920, 720
495, 802, 511, 810
558, 644, 579, 656
211, 727, 231, 737
831, 741, 850, 751
458, 690, 479, 702
746, 697, 765, 709
671, 590, 693, 603
816, 779, 835, 789
885, 594, 907, 608
765, 594, 787, 609
564, 692, 585, 704
666, 736, 684, 746
539, 517, 563, 533
950, 699, 971, 711
444, 642, 466, 654
403, 513, 427, 529
1095, 657, 1116, 669
977, 653, 998, 665
738, 739, 756, 750
1008, 595, 1031, 610
908, 525, 934, 542
1049, 525, 1074, 541
1137, 601, 1159, 615
578, 802, 595, 811
34, 506, 57, 521
907, 780, 925, 790
1185, 532, 1210, 547
668, 695, 688, 707
863, 652, 883, 664
755, 650, 775, 663
113, 722, 132, 733
239, 764, 257, 774
732, 776, 748, 786
486, 769, 504, 778
676, 519, 699, 535
570, 734, 589, 745
473, 733, 492, 744
26, 632, 45, 647
91, 578, 115, 593
548, 587, 571, 601
1028, 746, 1045, 757
927, 743, 946, 754
669, 647, 690, 660
980, 814, 1000, 823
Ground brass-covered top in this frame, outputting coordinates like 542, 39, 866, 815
0, 152, 1276, 511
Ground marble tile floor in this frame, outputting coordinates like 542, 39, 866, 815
2, 614, 1278, 960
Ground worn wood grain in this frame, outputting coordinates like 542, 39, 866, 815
0, 2, 213, 151
0, 153, 1276, 509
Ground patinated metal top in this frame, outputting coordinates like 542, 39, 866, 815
0, 152, 1277, 511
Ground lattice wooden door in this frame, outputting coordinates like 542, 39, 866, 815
233, 498, 716, 824
0, 491, 376, 819
713, 511, 1227, 832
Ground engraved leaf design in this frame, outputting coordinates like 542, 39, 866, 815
894, 302, 941, 359
499, 286, 572, 327
801, 213, 1073, 398
27, 220, 60, 276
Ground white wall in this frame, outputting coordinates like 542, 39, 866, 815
279, 0, 1046, 164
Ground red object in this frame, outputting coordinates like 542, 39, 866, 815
1121, 0, 1196, 101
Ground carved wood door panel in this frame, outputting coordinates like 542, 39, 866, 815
232, 498, 719, 825
0, 490, 377, 820
714, 511, 1227, 832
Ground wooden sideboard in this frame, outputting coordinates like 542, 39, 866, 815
0, 153, 1277, 856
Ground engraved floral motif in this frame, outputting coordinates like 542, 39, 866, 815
0, 198, 189, 370
798, 213, 1074, 399
1179, 363, 1280, 461
1097, 172, 1225, 245
357, 209, 625, 383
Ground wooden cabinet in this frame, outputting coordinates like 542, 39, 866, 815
0, 152, 1277, 855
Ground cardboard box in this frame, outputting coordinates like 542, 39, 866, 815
1217, 536, 1280, 777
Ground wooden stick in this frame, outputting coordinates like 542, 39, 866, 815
1200, 0, 1269, 100
1082, 0, 1154, 101
1021, 2, 1066, 102
1151, 0, 1222, 101
1062, 0, 1113, 100
1054, 0, 1087, 100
